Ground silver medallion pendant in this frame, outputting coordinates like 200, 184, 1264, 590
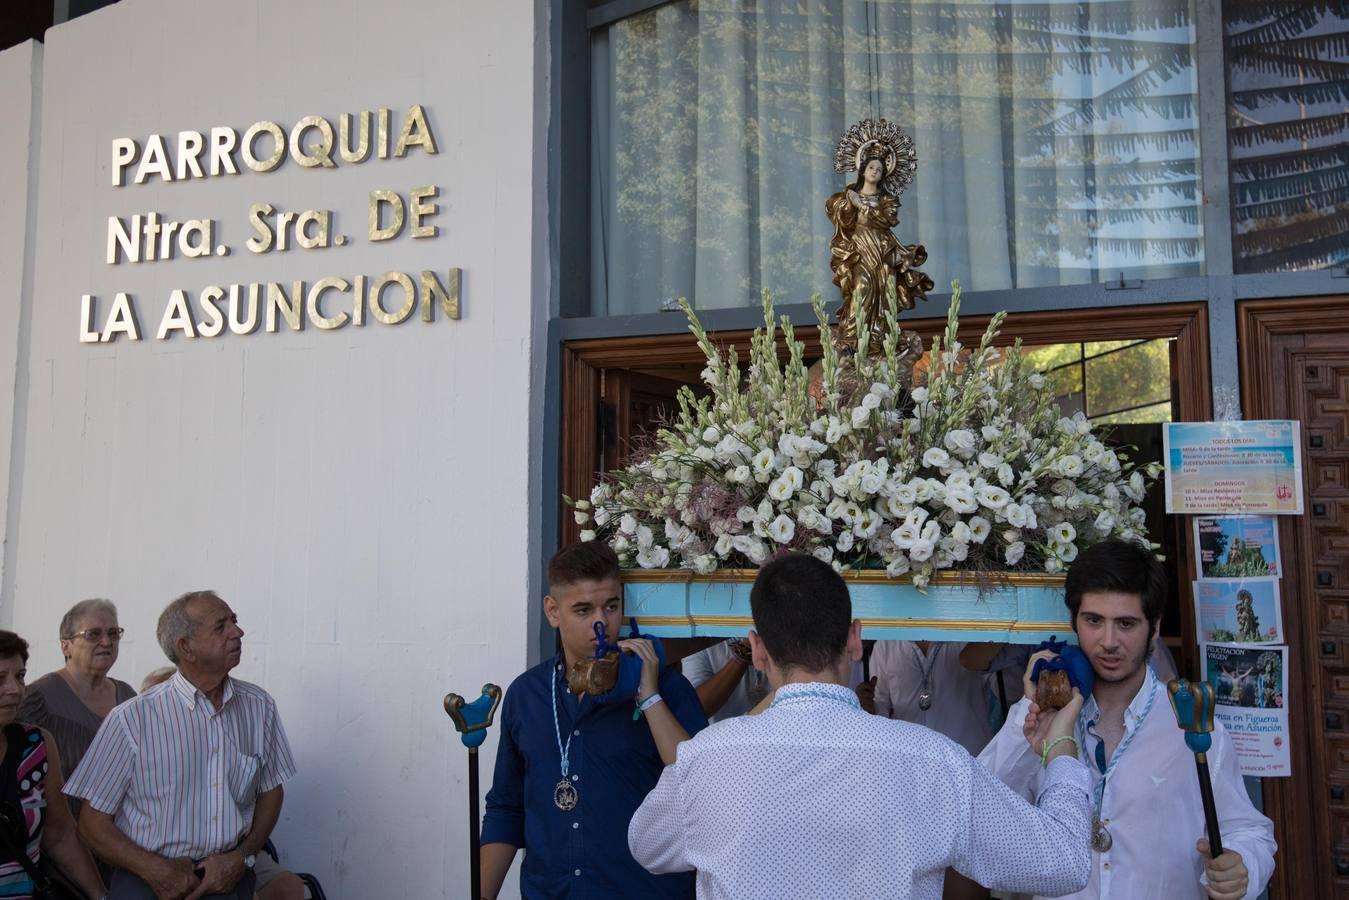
917, 691, 932, 711
1090, 816, 1112, 852
554, 779, 578, 812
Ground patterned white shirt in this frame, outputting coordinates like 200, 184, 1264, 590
629, 681, 1092, 899
977, 667, 1276, 900
64, 671, 296, 859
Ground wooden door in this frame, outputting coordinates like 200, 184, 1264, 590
1240, 295, 1349, 899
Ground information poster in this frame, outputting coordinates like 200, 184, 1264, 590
1193, 579, 1283, 644
1202, 642, 1290, 777
1194, 515, 1282, 579
1163, 421, 1303, 514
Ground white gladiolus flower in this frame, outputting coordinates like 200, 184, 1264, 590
619, 514, 638, 535
1004, 541, 1026, 565
768, 514, 796, 544
1052, 522, 1077, 544
909, 539, 935, 562
922, 447, 951, 468
1055, 455, 1084, 477
579, 529, 596, 542
636, 545, 670, 568
969, 516, 991, 543
944, 429, 976, 457
977, 484, 1011, 509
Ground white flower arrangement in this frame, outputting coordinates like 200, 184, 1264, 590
573, 281, 1161, 588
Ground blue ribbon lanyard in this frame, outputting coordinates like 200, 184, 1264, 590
1077, 673, 1158, 814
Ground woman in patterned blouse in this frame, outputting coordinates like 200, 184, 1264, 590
0, 630, 106, 900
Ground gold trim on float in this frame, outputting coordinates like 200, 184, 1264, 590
622, 568, 1066, 588
627, 615, 696, 627
1009, 621, 1074, 632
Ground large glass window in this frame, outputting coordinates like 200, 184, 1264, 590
590, 0, 1204, 315
1225, 2, 1349, 272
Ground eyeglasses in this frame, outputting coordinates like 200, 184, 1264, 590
67, 627, 125, 643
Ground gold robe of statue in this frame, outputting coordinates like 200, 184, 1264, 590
825, 186, 934, 350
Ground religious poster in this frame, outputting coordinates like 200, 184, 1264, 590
1202, 642, 1290, 777
1163, 421, 1304, 514
1194, 515, 1282, 579
1193, 579, 1283, 644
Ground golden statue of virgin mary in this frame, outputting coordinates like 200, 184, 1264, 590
826, 119, 934, 351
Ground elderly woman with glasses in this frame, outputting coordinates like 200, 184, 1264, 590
17, 600, 135, 792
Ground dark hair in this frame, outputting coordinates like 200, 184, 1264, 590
547, 541, 620, 592
1065, 539, 1167, 634
0, 631, 29, 664
750, 554, 851, 673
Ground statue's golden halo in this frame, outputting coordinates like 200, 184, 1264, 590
833, 118, 919, 196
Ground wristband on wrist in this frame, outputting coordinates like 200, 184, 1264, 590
1040, 735, 1079, 767
633, 692, 664, 720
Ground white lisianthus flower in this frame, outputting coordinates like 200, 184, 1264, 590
1028, 373, 1046, 389
1056, 541, 1080, 563
593, 507, 610, 527
814, 459, 837, 479
853, 509, 882, 538
736, 506, 757, 523
589, 484, 611, 506
885, 556, 911, 577
920, 520, 942, 544
997, 463, 1014, 487
636, 545, 670, 568
911, 386, 929, 403
886, 493, 914, 518
825, 419, 846, 444
693, 445, 716, 463
824, 497, 850, 521
1004, 541, 1026, 565
612, 534, 631, 553
835, 530, 855, 553
752, 448, 777, 481
909, 539, 935, 562
635, 525, 655, 550
714, 533, 735, 556
892, 521, 919, 550
574, 509, 591, 525
768, 514, 796, 544
945, 469, 972, 489
1044, 556, 1063, 574
702, 426, 721, 444
912, 573, 930, 590
1052, 521, 1077, 544
977, 484, 1011, 509
922, 447, 951, 468
813, 546, 835, 564
981, 425, 1001, 441
1095, 510, 1116, 534
767, 476, 794, 502
730, 464, 751, 484
579, 529, 596, 542
951, 521, 972, 544
851, 405, 871, 429
969, 516, 991, 543
1005, 504, 1028, 528
573, 499, 591, 512
978, 452, 1002, 469
619, 514, 638, 535
944, 429, 976, 457
860, 469, 886, 496
732, 535, 767, 564
691, 554, 717, 575
1055, 455, 1084, 477
945, 487, 978, 514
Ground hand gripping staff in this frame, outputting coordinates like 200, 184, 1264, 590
445, 684, 503, 900
1166, 678, 1223, 857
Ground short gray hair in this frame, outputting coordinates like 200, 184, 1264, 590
157, 590, 220, 664
59, 598, 118, 640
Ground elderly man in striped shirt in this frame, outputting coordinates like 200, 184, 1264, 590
65, 591, 297, 900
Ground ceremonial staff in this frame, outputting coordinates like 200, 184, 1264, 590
445, 684, 503, 899
1167, 678, 1224, 856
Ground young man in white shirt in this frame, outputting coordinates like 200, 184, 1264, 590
978, 539, 1276, 900
629, 553, 1094, 900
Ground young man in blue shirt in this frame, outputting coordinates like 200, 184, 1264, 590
480, 541, 707, 899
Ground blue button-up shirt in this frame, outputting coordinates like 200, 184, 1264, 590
482, 654, 707, 899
